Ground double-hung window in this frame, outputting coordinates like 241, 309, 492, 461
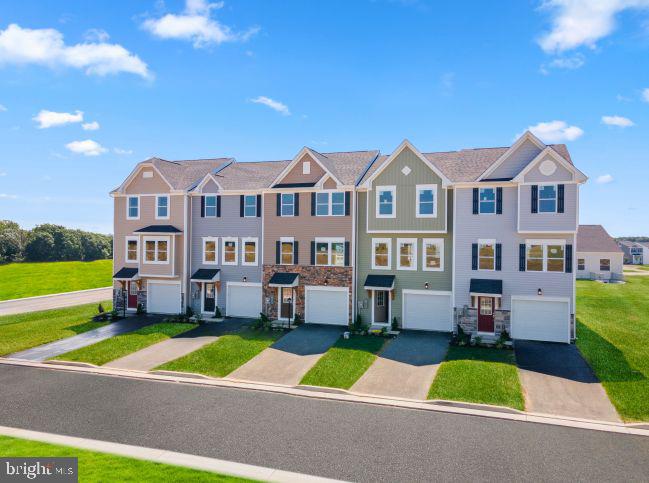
143, 238, 168, 264
204, 196, 217, 217
242, 238, 258, 266
479, 188, 496, 214
423, 239, 444, 271
243, 195, 257, 217
526, 241, 565, 272
281, 193, 295, 216
156, 195, 169, 219
222, 238, 238, 265
577, 258, 585, 271
315, 238, 345, 267
202, 237, 218, 264
416, 185, 437, 218
478, 240, 496, 271
372, 238, 391, 269
397, 238, 417, 270
538, 184, 557, 213
127, 196, 139, 219
600, 259, 610, 272
376, 186, 396, 218
126, 237, 138, 263
281, 239, 294, 265
315, 192, 345, 216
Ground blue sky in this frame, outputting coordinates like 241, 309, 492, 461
0, 0, 647, 236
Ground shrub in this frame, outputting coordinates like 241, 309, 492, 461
214, 306, 222, 318
391, 316, 399, 331
110, 309, 120, 322
186, 306, 194, 318
353, 313, 363, 332
293, 313, 303, 325
254, 313, 272, 331
136, 303, 144, 315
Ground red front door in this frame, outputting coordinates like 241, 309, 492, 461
127, 282, 138, 309
477, 297, 494, 333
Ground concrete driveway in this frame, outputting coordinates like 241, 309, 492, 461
0, 287, 113, 316
351, 331, 450, 400
105, 318, 253, 371
228, 324, 344, 386
515, 340, 620, 422
8, 316, 160, 362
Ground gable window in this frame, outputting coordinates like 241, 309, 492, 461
143, 238, 168, 264
202, 237, 218, 265
243, 195, 257, 217
600, 259, 610, 271
315, 238, 345, 267
577, 258, 585, 271
127, 196, 139, 219
281, 240, 294, 265
479, 188, 496, 214
478, 240, 496, 271
205, 196, 217, 217
281, 193, 295, 216
416, 185, 437, 218
126, 237, 138, 263
538, 184, 557, 213
397, 238, 417, 270
242, 238, 258, 266
526, 240, 565, 272
222, 238, 238, 265
372, 238, 391, 270
156, 195, 169, 219
423, 239, 444, 271
315, 192, 345, 216
376, 186, 396, 218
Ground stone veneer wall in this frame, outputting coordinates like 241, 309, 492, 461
262, 265, 352, 321
455, 307, 511, 337
112, 288, 147, 313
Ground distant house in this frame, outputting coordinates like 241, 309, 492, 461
576, 225, 624, 280
618, 240, 646, 265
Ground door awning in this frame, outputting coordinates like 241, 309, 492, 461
470, 278, 502, 297
113, 267, 139, 280
364, 274, 395, 291
191, 269, 221, 282
269, 272, 299, 287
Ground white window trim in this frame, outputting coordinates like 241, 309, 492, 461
315, 190, 346, 217
155, 195, 170, 220
243, 195, 257, 218
372, 238, 392, 270
125, 236, 139, 263
280, 237, 295, 266
415, 184, 437, 218
478, 238, 496, 272
303, 161, 311, 174
376, 186, 396, 219
241, 237, 259, 266
204, 195, 218, 218
202, 236, 219, 265
397, 238, 418, 271
314, 237, 345, 267
525, 239, 567, 273
478, 187, 496, 215
280, 193, 295, 217
422, 238, 444, 272
142, 236, 170, 265
538, 183, 558, 214
126, 195, 139, 220
222, 237, 238, 265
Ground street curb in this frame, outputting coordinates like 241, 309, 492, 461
0, 287, 113, 304
1, 358, 647, 438
0, 425, 342, 483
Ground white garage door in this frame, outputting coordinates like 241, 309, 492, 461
147, 282, 181, 314
305, 287, 349, 325
227, 283, 262, 318
511, 298, 570, 343
402, 291, 452, 331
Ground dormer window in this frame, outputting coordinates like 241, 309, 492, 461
376, 186, 396, 218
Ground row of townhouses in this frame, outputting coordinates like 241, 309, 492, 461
111, 131, 587, 343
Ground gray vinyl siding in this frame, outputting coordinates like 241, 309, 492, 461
190, 194, 262, 312
356, 190, 453, 326
454, 187, 575, 313
519, 183, 578, 232
523, 154, 574, 182
488, 139, 542, 180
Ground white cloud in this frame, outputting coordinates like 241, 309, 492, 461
250, 96, 290, 115
83, 28, 110, 43
0, 104, 6, 111
0, 171, 6, 176
82, 121, 100, 131
0, 24, 150, 78
33, 109, 83, 128
549, 53, 585, 69
538, 0, 649, 53
65, 139, 107, 156
596, 174, 614, 184
114, 147, 133, 155
643, 88, 649, 102
602, 115, 634, 127
0, 193, 17, 199
521, 120, 584, 142
142, 0, 258, 48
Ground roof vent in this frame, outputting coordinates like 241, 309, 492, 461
143, 171, 153, 178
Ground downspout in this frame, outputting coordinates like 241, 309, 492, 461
183, 193, 189, 311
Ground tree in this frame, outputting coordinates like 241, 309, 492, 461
0, 229, 22, 262
24, 231, 56, 262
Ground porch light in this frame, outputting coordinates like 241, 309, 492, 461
424, 282, 429, 290
537, 288, 543, 296
324, 279, 328, 286
243, 276, 247, 283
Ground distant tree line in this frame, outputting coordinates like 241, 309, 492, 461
0, 220, 112, 263
616, 237, 649, 243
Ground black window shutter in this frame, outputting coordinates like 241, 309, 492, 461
310, 241, 316, 265
472, 188, 479, 215
239, 195, 244, 217
294, 193, 300, 216
311, 193, 316, 216
531, 185, 538, 214
496, 243, 502, 271
256, 194, 262, 217
216, 195, 221, 217
344, 241, 350, 266
293, 241, 299, 265
565, 244, 573, 273
345, 192, 351, 216
519, 244, 526, 271
558, 184, 565, 213
496, 188, 503, 215
275, 241, 280, 264
200, 196, 205, 218
276, 193, 281, 216
471, 243, 478, 270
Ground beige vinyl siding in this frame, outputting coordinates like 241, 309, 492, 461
124, 167, 171, 194
280, 153, 325, 185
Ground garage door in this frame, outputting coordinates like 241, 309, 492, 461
511, 298, 570, 343
147, 282, 181, 314
305, 287, 349, 325
226, 283, 262, 318
402, 291, 452, 331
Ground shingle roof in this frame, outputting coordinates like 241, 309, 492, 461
307, 149, 380, 185
190, 268, 221, 281
134, 225, 182, 233
577, 225, 623, 253
213, 160, 290, 190
149, 157, 233, 190
113, 267, 138, 279
363, 274, 396, 289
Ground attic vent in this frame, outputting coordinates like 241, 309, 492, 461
303, 162, 311, 175
401, 166, 411, 176
143, 171, 153, 178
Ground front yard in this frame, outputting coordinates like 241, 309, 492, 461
576, 278, 649, 422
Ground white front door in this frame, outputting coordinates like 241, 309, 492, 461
511, 297, 570, 343
402, 290, 453, 331
226, 283, 262, 318
305, 286, 349, 325
147, 282, 182, 314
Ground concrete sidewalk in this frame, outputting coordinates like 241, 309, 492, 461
0, 287, 113, 316
351, 331, 450, 400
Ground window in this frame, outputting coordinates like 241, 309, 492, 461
479, 188, 496, 214
302, 161, 310, 174
478, 240, 496, 271
281, 193, 295, 216
372, 238, 391, 269
143, 238, 168, 264
600, 259, 610, 271
281, 240, 294, 265
156, 195, 169, 219
125, 237, 138, 263
315, 191, 345, 216
526, 240, 566, 272
315, 238, 345, 267
547, 245, 565, 272
397, 238, 417, 270
577, 258, 585, 271
127, 196, 139, 219
376, 291, 385, 307
376, 186, 395, 218
242, 238, 258, 266
222, 238, 238, 265
331, 192, 345, 216
243, 195, 257, 217
526, 243, 544, 271
423, 239, 444, 271
538, 184, 557, 213
205, 196, 217, 217
416, 185, 437, 218
316, 192, 329, 216
202, 237, 218, 264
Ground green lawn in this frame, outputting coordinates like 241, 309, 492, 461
300, 335, 387, 389
428, 346, 525, 410
0, 260, 112, 301
576, 278, 649, 422
157, 329, 282, 378
0, 436, 250, 482
52, 323, 197, 366
0, 302, 111, 356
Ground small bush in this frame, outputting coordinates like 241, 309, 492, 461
391, 316, 398, 331
110, 309, 120, 322
136, 303, 144, 315
254, 313, 272, 331
186, 307, 194, 318
214, 306, 222, 318
293, 313, 303, 325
